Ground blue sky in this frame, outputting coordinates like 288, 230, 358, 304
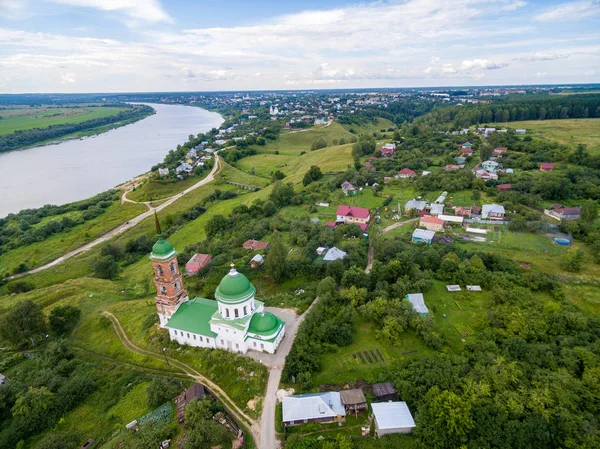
0, 0, 598, 92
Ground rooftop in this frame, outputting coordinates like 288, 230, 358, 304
165, 298, 218, 337
372, 382, 397, 398
336, 205, 370, 219
371, 402, 416, 430
283, 392, 346, 422
214, 268, 256, 304
406, 293, 428, 314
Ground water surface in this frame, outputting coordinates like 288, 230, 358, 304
0, 103, 223, 217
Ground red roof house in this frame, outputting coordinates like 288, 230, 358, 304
380, 147, 395, 157
419, 215, 444, 231
397, 168, 417, 178
496, 184, 513, 191
492, 147, 508, 157
242, 239, 270, 251
460, 147, 473, 155
540, 162, 554, 172
185, 254, 212, 274
336, 206, 370, 229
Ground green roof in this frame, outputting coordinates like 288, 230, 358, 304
150, 235, 177, 261
165, 298, 217, 337
248, 311, 283, 336
215, 268, 256, 304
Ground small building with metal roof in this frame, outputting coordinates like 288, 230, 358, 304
371, 402, 416, 436
282, 392, 346, 426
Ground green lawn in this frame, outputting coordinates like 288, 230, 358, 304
509, 118, 600, 154
128, 173, 211, 202
0, 106, 127, 134
217, 162, 270, 187
340, 117, 397, 136
236, 153, 298, 179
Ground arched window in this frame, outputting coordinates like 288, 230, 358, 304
226, 308, 230, 318
243, 306, 247, 316
160, 286, 167, 295
170, 262, 176, 274
234, 308, 239, 318
174, 282, 180, 292
156, 265, 164, 277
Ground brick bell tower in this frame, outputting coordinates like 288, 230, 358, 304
150, 212, 188, 327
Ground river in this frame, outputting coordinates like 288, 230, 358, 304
0, 103, 223, 218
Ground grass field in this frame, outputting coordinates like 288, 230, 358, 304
128, 173, 210, 202
340, 117, 397, 136
217, 162, 270, 187
0, 106, 127, 134
256, 122, 354, 155
509, 118, 600, 154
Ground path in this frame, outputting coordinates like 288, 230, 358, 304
365, 217, 420, 273
101, 311, 259, 441
256, 299, 320, 449
5, 155, 222, 281
381, 216, 419, 233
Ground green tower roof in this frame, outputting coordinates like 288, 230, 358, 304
150, 235, 177, 261
215, 267, 256, 304
248, 311, 281, 336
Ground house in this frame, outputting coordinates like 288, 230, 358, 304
421, 170, 431, 176
250, 254, 264, 268
420, 216, 444, 231
405, 200, 427, 213
412, 228, 435, 244
506, 168, 514, 174
496, 184, 512, 191
462, 142, 473, 148
158, 168, 170, 177
316, 247, 328, 255
455, 206, 471, 217
243, 239, 270, 251
438, 214, 464, 224
371, 402, 416, 436
492, 147, 508, 157
475, 169, 498, 181
460, 147, 473, 155
405, 293, 429, 315
444, 164, 463, 171
471, 206, 482, 215
540, 162, 554, 172
429, 204, 444, 216
372, 382, 398, 402
185, 254, 212, 274
336, 205, 370, 229
380, 145, 395, 157
282, 392, 346, 426
544, 204, 581, 221
0, 373, 6, 385
341, 181, 357, 196
340, 389, 367, 414
323, 247, 347, 262
174, 384, 207, 419
482, 204, 505, 220
186, 149, 197, 159
455, 156, 466, 164
176, 163, 194, 174
515, 129, 526, 135
481, 160, 500, 171
397, 168, 416, 179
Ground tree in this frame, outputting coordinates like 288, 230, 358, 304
302, 165, 323, 186
311, 138, 327, 151
339, 286, 368, 307
205, 214, 229, 237
185, 421, 230, 449
12, 386, 55, 418
271, 170, 286, 182
48, 305, 81, 336
146, 378, 181, 407
93, 255, 119, 280
184, 398, 214, 423
0, 300, 47, 347
581, 199, 598, 223
562, 247, 584, 272
266, 233, 287, 283
269, 182, 295, 207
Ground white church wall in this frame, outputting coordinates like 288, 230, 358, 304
169, 329, 216, 349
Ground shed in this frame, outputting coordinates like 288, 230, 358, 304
406, 293, 428, 315
372, 382, 398, 402
316, 247, 327, 255
446, 285, 462, 292
340, 389, 367, 413
185, 253, 212, 274
243, 239, 270, 251
250, 254, 264, 268
323, 247, 347, 262
126, 420, 138, 431
174, 384, 207, 418
0, 373, 6, 385
467, 285, 482, 292
372, 402, 416, 436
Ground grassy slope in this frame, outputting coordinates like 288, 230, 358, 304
258, 122, 354, 155
0, 107, 127, 135
509, 118, 600, 154
340, 117, 397, 136
128, 174, 207, 202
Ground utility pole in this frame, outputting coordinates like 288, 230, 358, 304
162, 348, 171, 368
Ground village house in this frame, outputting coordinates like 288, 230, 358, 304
397, 168, 416, 179
185, 253, 211, 274
540, 162, 554, 172
282, 392, 346, 426
371, 402, 416, 436
341, 181, 357, 196
455, 206, 471, 217
406, 293, 429, 315
186, 149, 197, 159
429, 204, 444, 216
340, 389, 368, 414
544, 204, 581, 221
372, 382, 398, 402
336, 205, 370, 230
158, 168, 169, 177
405, 200, 427, 213
482, 204, 506, 220
380, 144, 396, 157
460, 147, 473, 155
496, 183, 512, 192
444, 164, 463, 171
419, 216, 444, 232
492, 147, 508, 157
174, 384, 207, 420
481, 160, 500, 171
475, 169, 498, 181
412, 228, 435, 244
323, 247, 347, 262
250, 254, 264, 268
242, 239, 270, 251
176, 163, 193, 174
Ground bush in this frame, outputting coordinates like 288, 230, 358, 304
7, 281, 33, 294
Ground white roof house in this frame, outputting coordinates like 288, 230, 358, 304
282, 392, 346, 425
158, 168, 170, 176
482, 204, 505, 217
316, 247, 327, 255
371, 402, 416, 436
323, 247, 347, 262
405, 200, 428, 211
438, 215, 464, 224
250, 254, 264, 265
412, 228, 435, 243
406, 293, 428, 315
429, 204, 444, 215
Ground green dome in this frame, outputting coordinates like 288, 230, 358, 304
150, 235, 177, 261
215, 268, 256, 303
249, 312, 280, 335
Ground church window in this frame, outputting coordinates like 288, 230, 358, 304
193, 335, 196, 340
199, 336, 203, 342
253, 342, 257, 347
160, 286, 167, 295
261, 343, 264, 350
174, 283, 180, 292
174, 330, 177, 336
226, 309, 230, 318
236, 343, 239, 349
156, 265, 163, 277
220, 339, 224, 345
234, 308, 239, 318
187, 333, 190, 338
170, 262, 176, 274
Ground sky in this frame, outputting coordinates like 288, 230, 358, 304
0, 0, 599, 93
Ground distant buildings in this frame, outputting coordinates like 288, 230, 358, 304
544, 204, 581, 221
243, 239, 270, 251
341, 181, 357, 196
323, 247, 347, 262
405, 200, 427, 213
158, 168, 170, 177
540, 162, 554, 172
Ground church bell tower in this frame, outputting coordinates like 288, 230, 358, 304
150, 212, 188, 326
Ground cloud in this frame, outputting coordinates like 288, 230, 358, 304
534, 0, 600, 22
529, 51, 569, 61
61, 72, 75, 83
537, 72, 547, 77
501, 0, 527, 11
459, 59, 508, 70
50, 0, 173, 25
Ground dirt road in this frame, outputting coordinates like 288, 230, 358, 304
5, 156, 221, 281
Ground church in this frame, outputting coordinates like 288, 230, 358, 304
150, 218, 285, 354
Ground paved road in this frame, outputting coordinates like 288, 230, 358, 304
5, 156, 222, 281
